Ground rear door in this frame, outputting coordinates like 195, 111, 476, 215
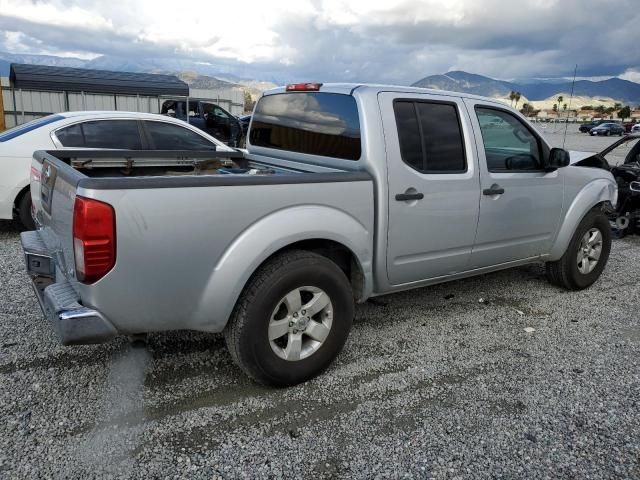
380, 92, 481, 285
465, 101, 564, 267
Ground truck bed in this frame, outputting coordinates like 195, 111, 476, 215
28, 149, 374, 343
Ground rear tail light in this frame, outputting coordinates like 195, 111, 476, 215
73, 196, 116, 284
285, 83, 322, 92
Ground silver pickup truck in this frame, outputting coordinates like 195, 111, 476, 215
21, 83, 617, 386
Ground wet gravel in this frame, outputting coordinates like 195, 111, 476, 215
1, 132, 640, 479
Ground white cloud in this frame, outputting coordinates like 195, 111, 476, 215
620, 69, 640, 84
0, 0, 638, 83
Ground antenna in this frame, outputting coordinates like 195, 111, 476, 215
562, 64, 578, 149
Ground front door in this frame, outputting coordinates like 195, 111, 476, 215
380, 92, 481, 285
466, 100, 564, 268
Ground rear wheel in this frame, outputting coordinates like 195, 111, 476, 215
546, 210, 611, 290
225, 250, 354, 386
16, 191, 35, 230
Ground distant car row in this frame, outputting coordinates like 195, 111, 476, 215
579, 120, 640, 136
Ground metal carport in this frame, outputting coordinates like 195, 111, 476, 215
9, 64, 188, 96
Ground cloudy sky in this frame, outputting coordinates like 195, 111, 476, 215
0, 0, 639, 84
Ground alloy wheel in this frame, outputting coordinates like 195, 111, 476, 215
576, 228, 603, 274
268, 286, 333, 361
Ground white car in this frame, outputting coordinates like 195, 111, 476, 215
0, 111, 233, 229
632, 124, 640, 134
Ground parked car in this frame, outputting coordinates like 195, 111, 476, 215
579, 120, 608, 133
590, 123, 625, 136
22, 83, 616, 386
161, 100, 243, 147
0, 111, 233, 229
631, 124, 640, 134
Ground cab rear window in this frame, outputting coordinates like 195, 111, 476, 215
249, 92, 361, 160
0, 115, 64, 142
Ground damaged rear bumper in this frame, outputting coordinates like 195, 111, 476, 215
20, 230, 117, 345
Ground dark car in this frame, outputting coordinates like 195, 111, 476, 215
579, 119, 608, 133
624, 122, 637, 133
161, 100, 243, 147
589, 122, 625, 136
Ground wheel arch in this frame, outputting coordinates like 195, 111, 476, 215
548, 178, 616, 260
13, 183, 30, 209
191, 205, 374, 332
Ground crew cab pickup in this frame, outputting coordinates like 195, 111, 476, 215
22, 83, 617, 386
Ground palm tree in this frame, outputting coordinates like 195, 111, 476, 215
509, 91, 516, 107
557, 96, 564, 110
553, 104, 558, 113
614, 102, 622, 111
514, 92, 522, 109
563, 103, 567, 112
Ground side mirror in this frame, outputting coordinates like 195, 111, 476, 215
547, 148, 570, 170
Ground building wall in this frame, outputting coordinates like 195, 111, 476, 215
1, 84, 245, 130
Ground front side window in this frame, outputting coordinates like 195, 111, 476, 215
56, 120, 142, 149
203, 103, 230, 120
143, 121, 216, 150
250, 92, 361, 160
475, 107, 542, 171
394, 100, 466, 173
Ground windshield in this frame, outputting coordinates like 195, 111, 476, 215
0, 114, 65, 142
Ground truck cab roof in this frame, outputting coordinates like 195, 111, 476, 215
263, 83, 510, 107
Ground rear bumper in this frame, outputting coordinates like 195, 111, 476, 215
21, 230, 117, 345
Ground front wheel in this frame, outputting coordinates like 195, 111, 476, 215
225, 250, 354, 386
546, 210, 611, 290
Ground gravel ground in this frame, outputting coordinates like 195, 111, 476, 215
1, 133, 640, 479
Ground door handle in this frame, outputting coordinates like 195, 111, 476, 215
395, 192, 424, 201
483, 184, 505, 196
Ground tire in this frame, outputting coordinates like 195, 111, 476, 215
546, 210, 611, 290
16, 191, 35, 231
225, 250, 354, 386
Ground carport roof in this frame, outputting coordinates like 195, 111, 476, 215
9, 63, 189, 96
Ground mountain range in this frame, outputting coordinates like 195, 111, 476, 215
2, 52, 639, 106
412, 71, 640, 106
0, 51, 277, 98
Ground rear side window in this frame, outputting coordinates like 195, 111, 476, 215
250, 92, 361, 160
56, 120, 142, 149
143, 121, 216, 150
393, 100, 466, 173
